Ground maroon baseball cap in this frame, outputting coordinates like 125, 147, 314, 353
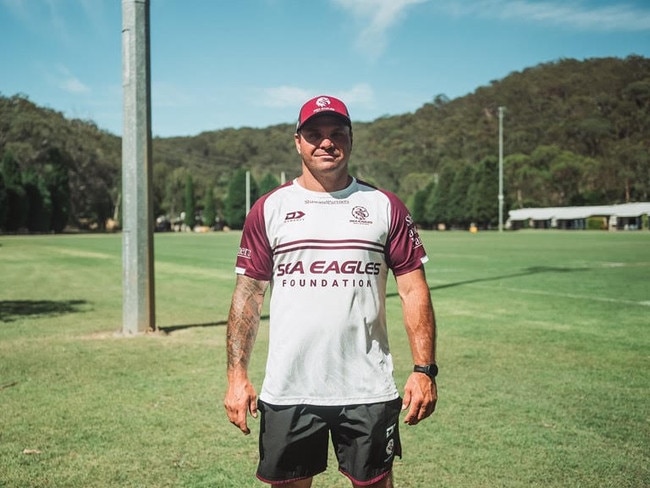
296, 95, 351, 131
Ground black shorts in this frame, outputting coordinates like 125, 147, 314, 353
256, 398, 402, 486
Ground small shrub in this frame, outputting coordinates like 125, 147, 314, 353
586, 216, 606, 230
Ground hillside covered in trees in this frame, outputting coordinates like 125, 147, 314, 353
1, 55, 648, 232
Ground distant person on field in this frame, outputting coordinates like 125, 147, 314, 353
224, 95, 438, 488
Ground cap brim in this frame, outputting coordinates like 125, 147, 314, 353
297, 112, 352, 131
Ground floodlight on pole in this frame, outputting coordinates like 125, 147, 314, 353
498, 106, 505, 232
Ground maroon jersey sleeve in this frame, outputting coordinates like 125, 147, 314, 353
235, 195, 273, 281
383, 190, 427, 276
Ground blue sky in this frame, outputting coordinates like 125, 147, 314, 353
2, 0, 649, 137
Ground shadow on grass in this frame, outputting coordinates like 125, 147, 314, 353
428, 265, 590, 292
0, 299, 89, 322
159, 315, 270, 334
160, 266, 588, 333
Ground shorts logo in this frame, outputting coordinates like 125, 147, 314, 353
285, 210, 305, 221
386, 438, 395, 457
384, 423, 396, 461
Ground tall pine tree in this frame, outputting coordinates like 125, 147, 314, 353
183, 174, 195, 230
202, 185, 216, 228
225, 169, 258, 229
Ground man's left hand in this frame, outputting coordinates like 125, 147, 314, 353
402, 373, 437, 425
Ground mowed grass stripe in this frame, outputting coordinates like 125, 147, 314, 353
470, 282, 650, 306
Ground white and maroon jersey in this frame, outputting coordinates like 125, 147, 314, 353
235, 178, 428, 406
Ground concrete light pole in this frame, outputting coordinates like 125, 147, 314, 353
121, 0, 155, 334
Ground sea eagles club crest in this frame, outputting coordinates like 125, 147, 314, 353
352, 206, 369, 220
350, 206, 372, 225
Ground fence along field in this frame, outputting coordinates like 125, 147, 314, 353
0, 230, 648, 487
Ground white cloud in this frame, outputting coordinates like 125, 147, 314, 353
55, 65, 90, 94
331, 0, 429, 59
60, 77, 90, 94
261, 86, 313, 108
261, 84, 375, 109
440, 0, 650, 31
338, 83, 375, 106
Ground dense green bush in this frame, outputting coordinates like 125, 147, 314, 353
587, 216, 606, 230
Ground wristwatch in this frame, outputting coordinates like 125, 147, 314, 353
413, 363, 438, 380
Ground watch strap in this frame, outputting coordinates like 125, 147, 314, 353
413, 363, 438, 379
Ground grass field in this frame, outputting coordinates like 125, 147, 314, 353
0, 230, 648, 487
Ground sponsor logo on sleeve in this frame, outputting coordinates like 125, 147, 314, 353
406, 214, 423, 248
237, 247, 252, 259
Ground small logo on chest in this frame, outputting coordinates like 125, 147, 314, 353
350, 206, 372, 225
285, 210, 305, 222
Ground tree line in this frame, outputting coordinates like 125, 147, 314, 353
1, 55, 648, 232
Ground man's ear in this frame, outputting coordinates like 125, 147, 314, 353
294, 133, 301, 154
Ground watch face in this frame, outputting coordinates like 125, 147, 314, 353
414, 364, 438, 378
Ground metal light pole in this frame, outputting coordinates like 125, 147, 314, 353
498, 106, 505, 232
121, 0, 155, 334
245, 170, 251, 215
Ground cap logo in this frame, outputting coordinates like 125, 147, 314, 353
315, 97, 331, 108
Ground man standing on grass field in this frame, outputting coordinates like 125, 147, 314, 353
224, 95, 438, 488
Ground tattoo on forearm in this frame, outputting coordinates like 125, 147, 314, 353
226, 276, 267, 369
